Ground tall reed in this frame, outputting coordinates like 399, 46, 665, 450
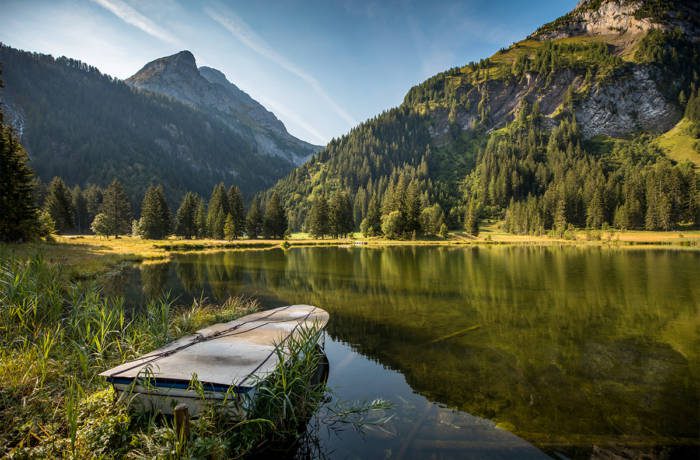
0, 253, 389, 458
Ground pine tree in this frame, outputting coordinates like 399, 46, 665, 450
329, 191, 354, 238
464, 199, 481, 236
84, 184, 103, 226
227, 185, 245, 239
353, 187, 367, 227
679, 163, 698, 224
657, 194, 672, 230
420, 204, 444, 236
246, 198, 263, 239
139, 185, 171, 239
224, 213, 236, 241
361, 194, 382, 237
0, 115, 39, 242
44, 177, 74, 233
393, 174, 409, 234
100, 179, 132, 237
175, 192, 199, 238
586, 188, 605, 229
554, 195, 567, 235
207, 183, 229, 239
263, 193, 287, 239
195, 197, 208, 238
157, 188, 172, 236
308, 194, 329, 238
405, 180, 422, 236
71, 186, 89, 234
37, 210, 55, 239
613, 204, 629, 230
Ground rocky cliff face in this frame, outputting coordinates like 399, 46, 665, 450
428, 64, 681, 142
534, 1, 657, 40
420, 0, 696, 142
575, 65, 681, 138
532, 0, 700, 41
126, 51, 319, 165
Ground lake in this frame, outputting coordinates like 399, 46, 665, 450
106, 245, 700, 459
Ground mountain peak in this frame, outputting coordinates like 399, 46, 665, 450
532, 0, 699, 41
126, 50, 198, 86
169, 50, 196, 67
124, 51, 320, 164
173, 49, 195, 59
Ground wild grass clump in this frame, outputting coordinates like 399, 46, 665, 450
0, 253, 391, 458
0, 253, 259, 458
126, 326, 328, 459
248, 326, 328, 452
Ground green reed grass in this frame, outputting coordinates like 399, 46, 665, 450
0, 253, 390, 458
0, 253, 262, 457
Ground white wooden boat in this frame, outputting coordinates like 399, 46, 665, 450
100, 304, 329, 416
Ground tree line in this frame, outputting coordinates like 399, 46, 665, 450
0, 44, 293, 205
269, 87, 699, 239
466, 97, 700, 235
1, 79, 291, 244
37, 178, 290, 240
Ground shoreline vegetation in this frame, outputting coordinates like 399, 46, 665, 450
0, 253, 390, 458
1, 222, 698, 281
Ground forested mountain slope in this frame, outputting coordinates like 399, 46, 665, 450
269, 0, 700, 234
126, 51, 319, 166
0, 45, 315, 205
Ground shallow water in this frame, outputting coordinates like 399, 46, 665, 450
108, 246, 700, 459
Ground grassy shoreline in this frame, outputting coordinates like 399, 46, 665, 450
1, 224, 699, 279
1, 231, 697, 456
0, 254, 386, 458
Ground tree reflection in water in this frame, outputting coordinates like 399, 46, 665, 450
129, 246, 699, 458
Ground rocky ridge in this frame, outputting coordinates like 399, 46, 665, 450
418, 0, 696, 142
126, 51, 319, 165
532, 0, 700, 41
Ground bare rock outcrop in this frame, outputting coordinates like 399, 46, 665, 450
575, 66, 681, 138
533, 0, 699, 41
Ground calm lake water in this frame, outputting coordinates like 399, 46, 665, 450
107, 246, 700, 459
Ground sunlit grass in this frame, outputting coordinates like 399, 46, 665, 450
478, 220, 700, 247
1, 224, 697, 290
655, 118, 700, 167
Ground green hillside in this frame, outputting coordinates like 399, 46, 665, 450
656, 118, 700, 167
0, 45, 294, 206
268, 0, 700, 236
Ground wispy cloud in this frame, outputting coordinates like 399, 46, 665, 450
204, 3, 357, 129
90, 0, 181, 46
256, 95, 328, 146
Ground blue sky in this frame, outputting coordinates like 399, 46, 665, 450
0, 0, 576, 145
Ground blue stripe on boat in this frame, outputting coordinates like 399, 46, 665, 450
106, 376, 253, 394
